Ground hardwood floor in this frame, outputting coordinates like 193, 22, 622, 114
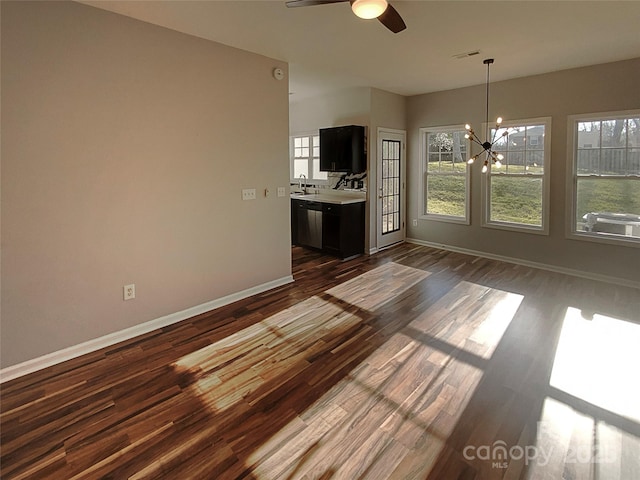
1, 244, 639, 479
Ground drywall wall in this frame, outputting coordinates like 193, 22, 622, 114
1, 1, 291, 367
289, 86, 371, 136
369, 88, 407, 251
407, 58, 640, 284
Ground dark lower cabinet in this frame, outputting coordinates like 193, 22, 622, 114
291, 200, 299, 245
322, 202, 365, 259
321, 204, 341, 253
292, 200, 365, 259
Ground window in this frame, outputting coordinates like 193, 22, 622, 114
421, 126, 470, 223
291, 134, 327, 182
569, 111, 640, 245
483, 117, 551, 234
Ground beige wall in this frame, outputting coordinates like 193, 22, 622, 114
369, 88, 407, 251
407, 58, 640, 284
289, 87, 371, 136
1, 1, 291, 367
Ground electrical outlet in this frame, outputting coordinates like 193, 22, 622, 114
277, 187, 286, 197
242, 188, 256, 200
124, 284, 135, 300
412, 219, 418, 227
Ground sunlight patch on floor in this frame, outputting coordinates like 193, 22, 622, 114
326, 262, 430, 312
173, 294, 349, 411
550, 307, 640, 422
247, 330, 484, 479
408, 280, 523, 361
466, 291, 522, 357
172, 262, 430, 414
244, 279, 518, 478
525, 396, 640, 479
170, 264, 516, 478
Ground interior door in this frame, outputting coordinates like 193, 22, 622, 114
377, 128, 406, 249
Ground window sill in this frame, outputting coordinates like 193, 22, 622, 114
568, 230, 640, 248
482, 221, 548, 235
420, 214, 470, 225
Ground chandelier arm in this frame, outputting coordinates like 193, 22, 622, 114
491, 127, 499, 144
469, 137, 485, 148
470, 131, 484, 144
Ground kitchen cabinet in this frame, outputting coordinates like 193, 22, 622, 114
321, 203, 364, 259
319, 125, 366, 173
291, 198, 364, 260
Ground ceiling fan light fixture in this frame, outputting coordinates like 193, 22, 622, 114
351, 0, 388, 19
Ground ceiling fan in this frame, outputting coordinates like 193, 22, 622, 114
285, 0, 406, 33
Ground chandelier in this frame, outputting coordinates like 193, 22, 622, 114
465, 58, 511, 173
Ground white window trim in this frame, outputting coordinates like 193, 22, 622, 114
566, 109, 640, 248
481, 116, 552, 235
290, 132, 329, 185
419, 125, 471, 225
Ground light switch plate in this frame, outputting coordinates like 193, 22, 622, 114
277, 187, 286, 197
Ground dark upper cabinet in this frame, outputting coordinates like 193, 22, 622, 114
319, 125, 366, 173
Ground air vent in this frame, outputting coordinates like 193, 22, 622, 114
452, 50, 480, 60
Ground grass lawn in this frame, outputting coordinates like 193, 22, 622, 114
576, 178, 640, 222
426, 172, 640, 226
490, 176, 542, 225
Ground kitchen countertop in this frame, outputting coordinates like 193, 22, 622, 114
291, 192, 366, 205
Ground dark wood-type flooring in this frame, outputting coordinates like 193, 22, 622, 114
2, 244, 639, 479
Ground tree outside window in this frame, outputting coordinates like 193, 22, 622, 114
483, 118, 551, 234
572, 114, 640, 243
421, 126, 469, 223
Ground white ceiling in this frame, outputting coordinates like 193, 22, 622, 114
82, 0, 640, 100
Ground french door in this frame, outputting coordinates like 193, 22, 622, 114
377, 128, 406, 250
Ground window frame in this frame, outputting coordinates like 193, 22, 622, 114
481, 116, 552, 235
566, 110, 640, 248
290, 132, 328, 184
419, 125, 471, 225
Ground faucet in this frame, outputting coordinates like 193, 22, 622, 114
298, 174, 307, 194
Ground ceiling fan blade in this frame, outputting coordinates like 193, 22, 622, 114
377, 3, 406, 33
286, 0, 348, 7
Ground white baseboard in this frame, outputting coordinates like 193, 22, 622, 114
0, 275, 294, 384
406, 238, 640, 289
